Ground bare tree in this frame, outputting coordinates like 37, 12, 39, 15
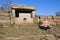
0, 0, 12, 10
0, 6, 4, 10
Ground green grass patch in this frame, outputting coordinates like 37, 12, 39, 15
0, 32, 4, 34
0, 32, 5, 39
0, 24, 4, 29
0, 24, 3, 26
8, 23, 14, 28
37, 21, 42, 26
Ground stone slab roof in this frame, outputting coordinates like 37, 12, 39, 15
11, 4, 36, 11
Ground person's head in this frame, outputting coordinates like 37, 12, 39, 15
44, 17, 48, 21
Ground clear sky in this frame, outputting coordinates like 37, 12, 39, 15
3, 0, 60, 16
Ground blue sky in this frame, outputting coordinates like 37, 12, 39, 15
1, 0, 60, 16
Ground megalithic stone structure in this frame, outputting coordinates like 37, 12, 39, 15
11, 4, 36, 24
32, 11, 35, 18
11, 9, 15, 24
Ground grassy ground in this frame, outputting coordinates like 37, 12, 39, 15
0, 23, 60, 40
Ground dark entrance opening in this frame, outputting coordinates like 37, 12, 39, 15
15, 10, 19, 17
15, 9, 32, 17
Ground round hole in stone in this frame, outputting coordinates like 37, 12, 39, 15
23, 18, 27, 20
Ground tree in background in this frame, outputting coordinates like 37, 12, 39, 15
0, 0, 12, 10
0, 6, 4, 10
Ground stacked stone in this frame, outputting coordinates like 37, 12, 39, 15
39, 16, 47, 21
39, 16, 60, 26
0, 10, 10, 17
47, 16, 56, 26
0, 10, 11, 24
53, 16, 60, 26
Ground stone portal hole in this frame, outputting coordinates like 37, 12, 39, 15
23, 18, 27, 21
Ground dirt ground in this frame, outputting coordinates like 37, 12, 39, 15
0, 24, 60, 40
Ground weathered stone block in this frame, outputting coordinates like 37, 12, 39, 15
47, 16, 52, 19
40, 16, 47, 19
50, 22, 56, 26
53, 16, 60, 20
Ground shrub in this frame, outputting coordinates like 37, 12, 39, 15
37, 21, 42, 26
0, 24, 4, 28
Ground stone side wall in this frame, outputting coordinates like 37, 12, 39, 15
39, 16, 60, 26
0, 10, 60, 26
0, 10, 11, 24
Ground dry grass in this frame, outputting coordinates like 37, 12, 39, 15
0, 24, 60, 40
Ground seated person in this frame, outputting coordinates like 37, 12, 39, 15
39, 18, 51, 31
